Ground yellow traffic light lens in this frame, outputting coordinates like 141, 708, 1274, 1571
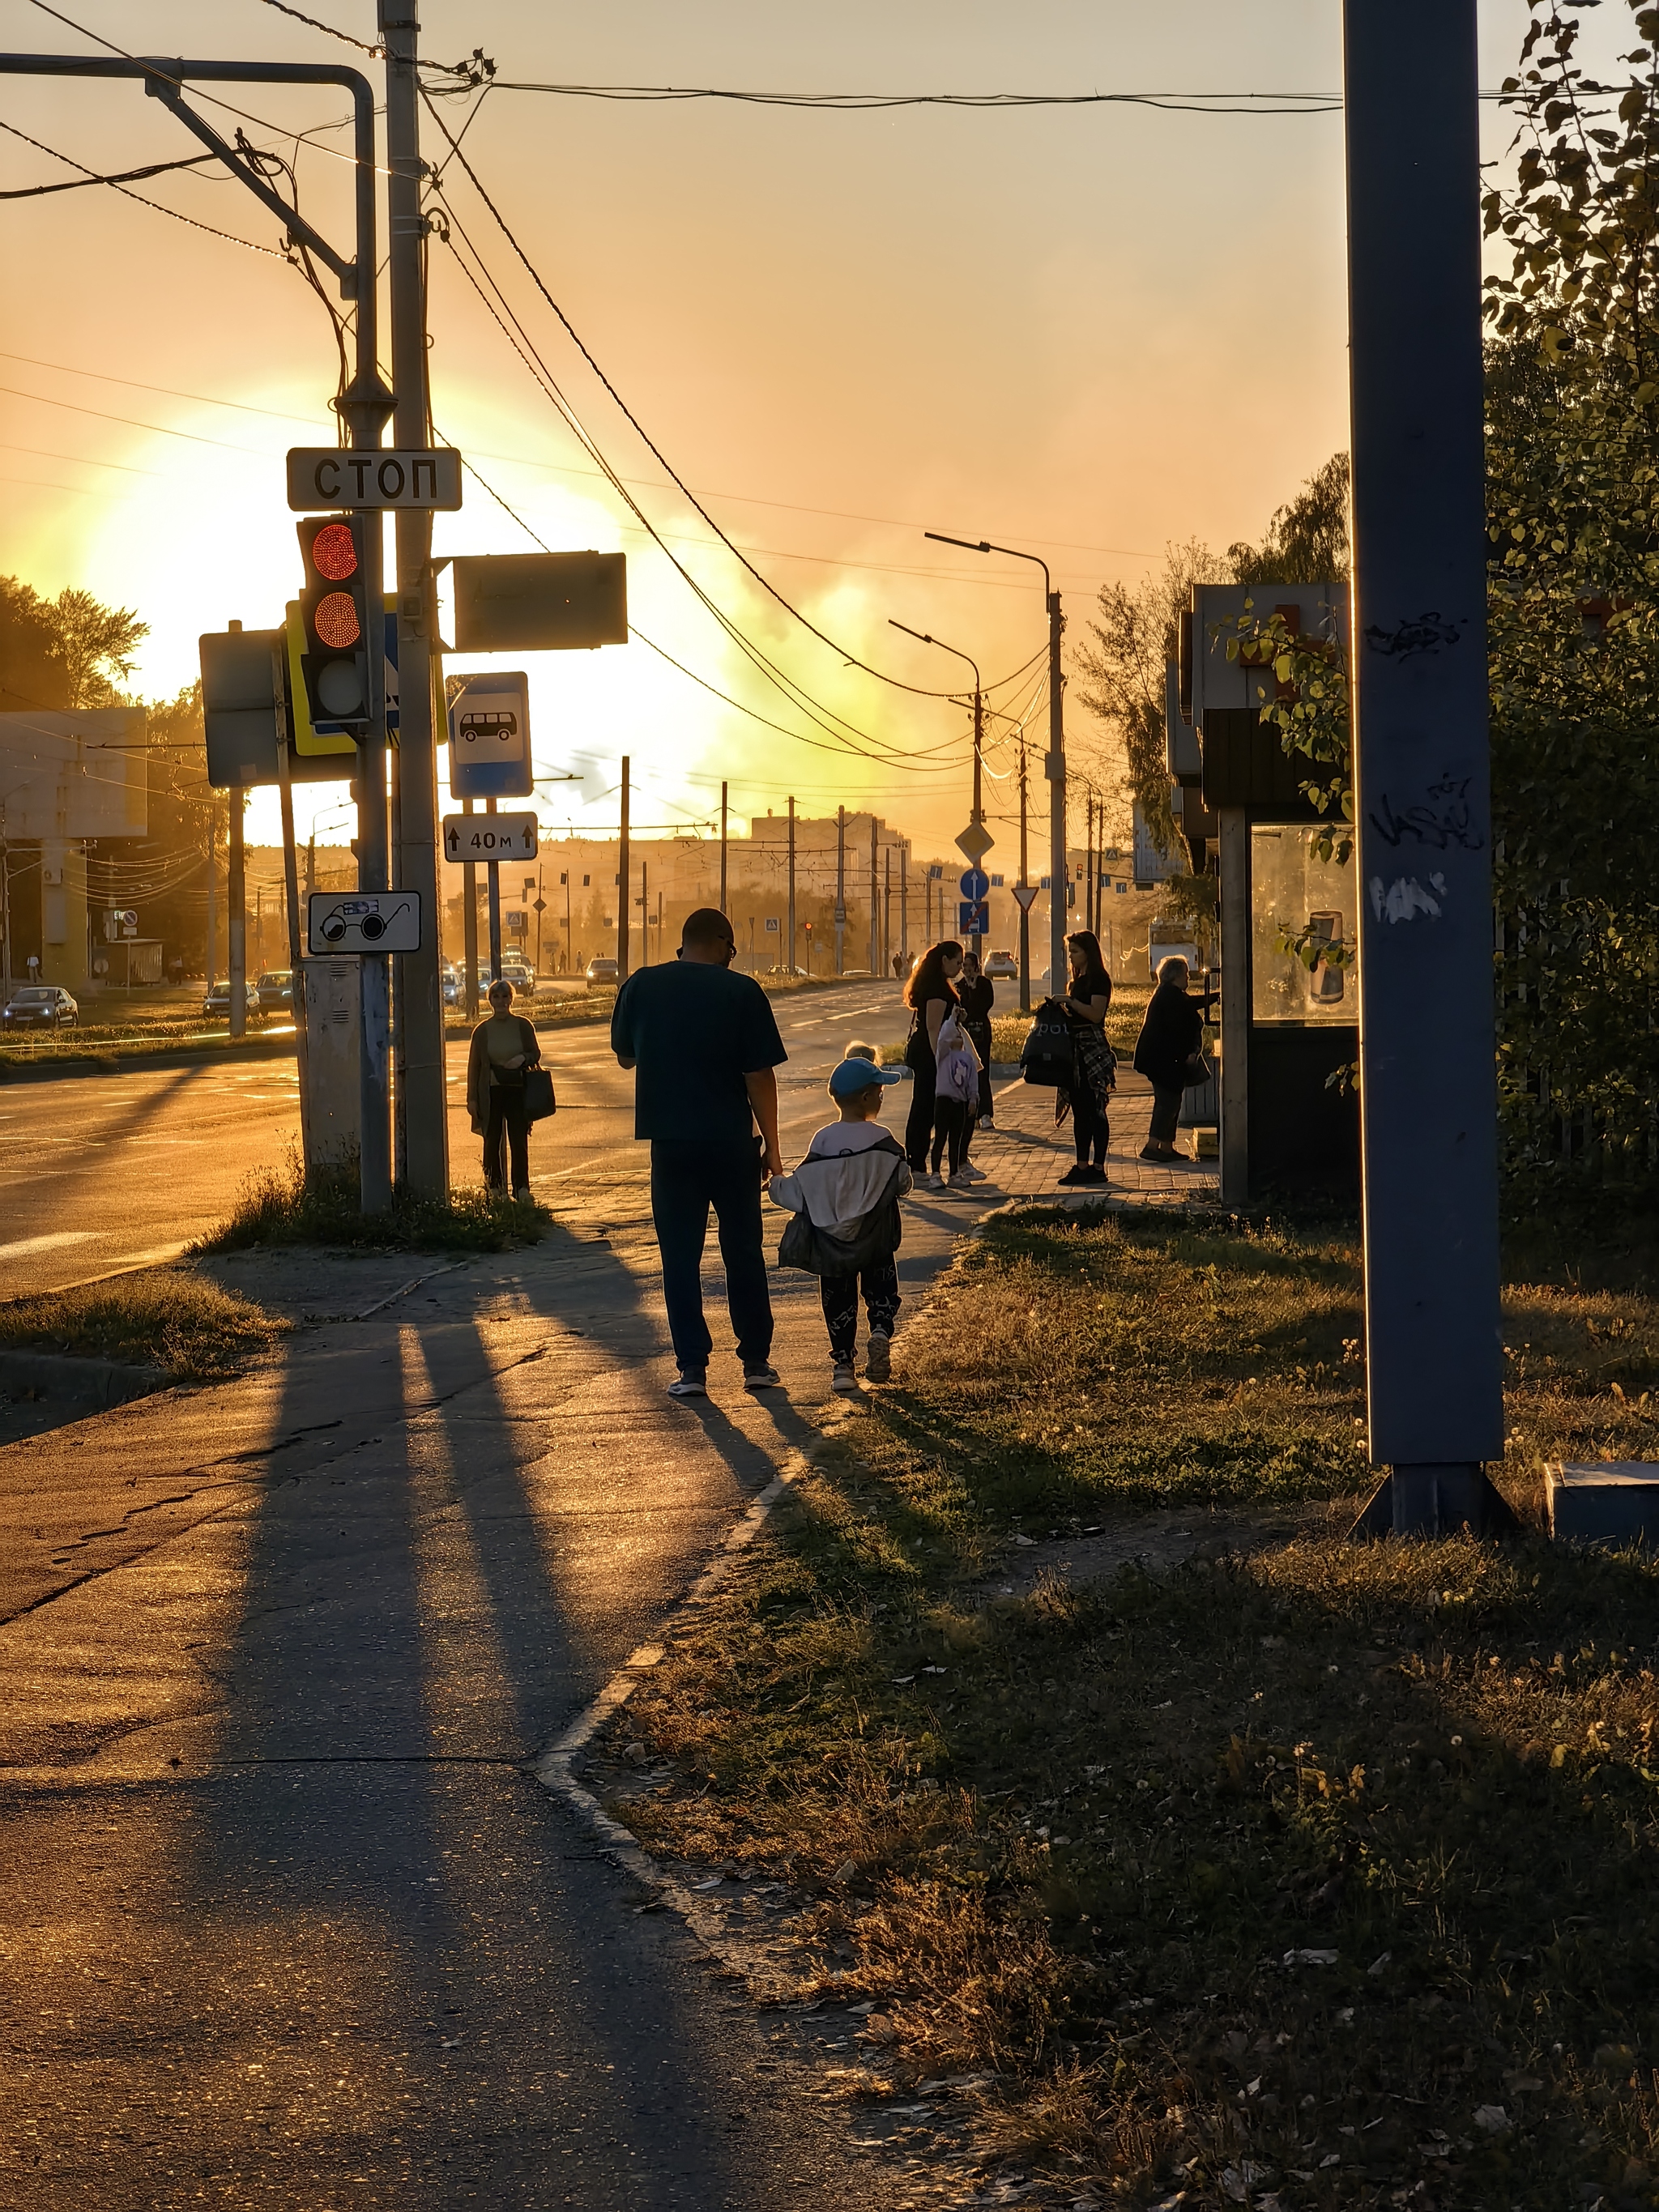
316, 591, 361, 649
313, 522, 359, 581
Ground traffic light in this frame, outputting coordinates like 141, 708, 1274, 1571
296, 514, 371, 733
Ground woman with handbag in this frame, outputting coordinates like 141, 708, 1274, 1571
1057, 929, 1115, 1187
901, 940, 964, 1171
467, 977, 548, 1200
1132, 954, 1205, 1162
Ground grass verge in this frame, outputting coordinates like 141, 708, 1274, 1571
195, 1143, 552, 1254
0, 1274, 280, 1380
608, 1204, 1659, 2208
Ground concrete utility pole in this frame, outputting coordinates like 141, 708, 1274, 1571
889, 617, 984, 956
719, 781, 728, 917
461, 797, 479, 1014
381, 0, 447, 1195
617, 758, 631, 979
1345, 0, 1507, 1536
1018, 738, 1031, 1012
834, 805, 846, 975
787, 796, 796, 972
227, 786, 246, 1039
900, 842, 909, 965
868, 816, 879, 974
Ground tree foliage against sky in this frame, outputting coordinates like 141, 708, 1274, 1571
0, 576, 147, 714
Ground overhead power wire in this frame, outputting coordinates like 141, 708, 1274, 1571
0, 129, 226, 198
490, 81, 1346, 114
429, 203, 970, 772
0, 113, 284, 256
253, 0, 380, 56
449, 446, 971, 774
420, 92, 969, 705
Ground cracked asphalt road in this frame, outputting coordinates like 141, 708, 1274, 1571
0, 979, 989, 2209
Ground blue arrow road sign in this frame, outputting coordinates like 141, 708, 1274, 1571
958, 899, 990, 935
958, 867, 989, 901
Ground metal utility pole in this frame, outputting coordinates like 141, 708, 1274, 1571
617, 758, 631, 979
889, 618, 984, 956
1345, 0, 1507, 1537
1017, 738, 1031, 1012
381, 0, 447, 1194
484, 799, 502, 983
882, 845, 891, 974
227, 786, 246, 1039
900, 842, 909, 966
272, 643, 313, 1170
461, 797, 480, 1014
719, 781, 729, 916
834, 805, 847, 975
787, 796, 796, 972
206, 816, 218, 995
927, 535, 1062, 989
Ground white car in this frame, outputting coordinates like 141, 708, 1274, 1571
985, 950, 1018, 980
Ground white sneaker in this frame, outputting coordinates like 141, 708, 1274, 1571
978, 1115, 996, 1130
831, 1362, 859, 1395
864, 1331, 892, 1383
947, 1171, 975, 1190
921, 1172, 945, 1191
955, 1161, 987, 1183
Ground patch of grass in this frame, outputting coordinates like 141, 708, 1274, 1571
0, 1274, 280, 1380
607, 1204, 1659, 2205
195, 1143, 552, 1254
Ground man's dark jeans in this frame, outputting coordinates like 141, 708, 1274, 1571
649, 1136, 774, 1372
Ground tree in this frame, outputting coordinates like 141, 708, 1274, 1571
0, 576, 146, 712
1227, 453, 1351, 585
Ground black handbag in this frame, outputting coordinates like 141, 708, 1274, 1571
1179, 1052, 1213, 1089
523, 1065, 557, 1122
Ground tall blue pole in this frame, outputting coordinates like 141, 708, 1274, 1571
1345, 0, 1509, 1534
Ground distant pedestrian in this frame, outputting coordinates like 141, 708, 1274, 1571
467, 978, 543, 1199
770, 1054, 911, 1395
1058, 929, 1115, 1187
1133, 953, 1204, 1162
928, 1009, 981, 1190
957, 950, 996, 1132
611, 907, 787, 1399
902, 939, 963, 1173
891, 949, 907, 980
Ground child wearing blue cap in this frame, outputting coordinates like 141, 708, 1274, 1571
769, 1044, 912, 1395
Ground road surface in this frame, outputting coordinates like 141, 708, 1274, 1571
0, 980, 908, 1302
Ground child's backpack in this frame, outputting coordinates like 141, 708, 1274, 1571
1018, 999, 1076, 1089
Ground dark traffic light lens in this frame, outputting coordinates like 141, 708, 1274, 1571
315, 591, 362, 650
317, 659, 365, 715
313, 522, 359, 581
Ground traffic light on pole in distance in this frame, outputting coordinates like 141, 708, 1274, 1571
296, 514, 371, 734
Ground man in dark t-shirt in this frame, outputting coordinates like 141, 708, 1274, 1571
611, 906, 787, 1398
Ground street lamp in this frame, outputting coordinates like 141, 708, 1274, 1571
888, 619, 985, 957
927, 532, 1064, 992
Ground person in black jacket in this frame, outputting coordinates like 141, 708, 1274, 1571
1132, 955, 1204, 1161
957, 952, 996, 1134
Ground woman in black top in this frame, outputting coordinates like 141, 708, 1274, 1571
1133, 954, 1204, 1161
957, 952, 996, 1132
902, 940, 963, 1170
1058, 929, 1114, 1187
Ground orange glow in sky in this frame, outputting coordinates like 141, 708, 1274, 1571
0, 0, 1533, 855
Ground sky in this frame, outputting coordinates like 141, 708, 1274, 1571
0, 0, 1544, 857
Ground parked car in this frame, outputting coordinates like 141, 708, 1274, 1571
985, 950, 1018, 980
585, 956, 620, 986
441, 961, 461, 1006
202, 978, 262, 1023
2, 984, 77, 1030
498, 956, 535, 995
255, 968, 293, 1014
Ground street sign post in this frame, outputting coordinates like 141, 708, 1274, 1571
307, 892, 423, 956
285, 448, 463, 511
446, 673, 533, 799
441, 812, 539, 864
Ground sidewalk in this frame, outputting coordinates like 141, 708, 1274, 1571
944, 1063, 1219, 1208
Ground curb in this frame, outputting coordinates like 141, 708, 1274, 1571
0, 1345, 168, 1410
0, 1034, 298, 1085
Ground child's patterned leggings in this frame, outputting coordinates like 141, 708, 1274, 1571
820, 1261, 901, 1362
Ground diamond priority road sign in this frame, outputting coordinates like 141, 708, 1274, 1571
286, 448, 463, 511
954, 821, 994, 865
441, 812, 539, 864
306, 892, 423, 955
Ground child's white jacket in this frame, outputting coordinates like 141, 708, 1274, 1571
769, 1125, 912, 1238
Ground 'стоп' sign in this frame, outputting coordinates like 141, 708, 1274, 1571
286, 448, 463, 511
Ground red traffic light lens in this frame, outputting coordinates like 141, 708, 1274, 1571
315, 590, 362, 650
311, 522, 359, 581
